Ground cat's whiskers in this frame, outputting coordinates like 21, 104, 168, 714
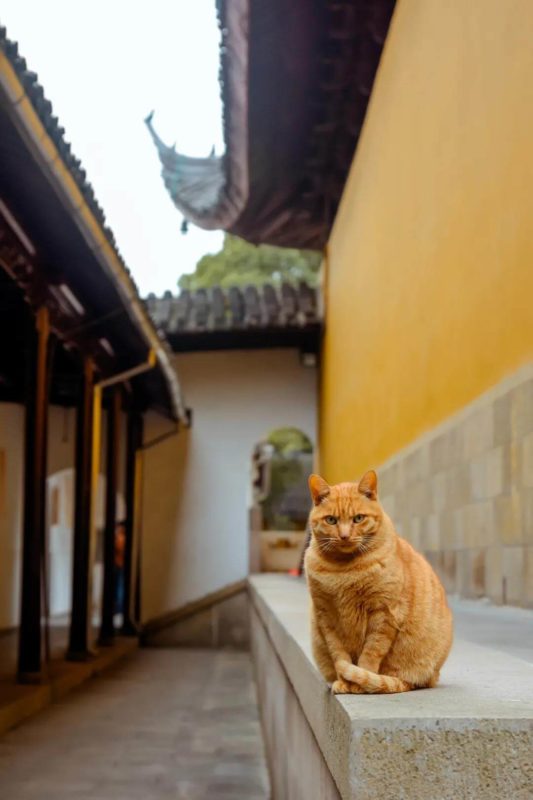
318, 537, 339, 554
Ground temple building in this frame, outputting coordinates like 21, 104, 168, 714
2, 3, 533, 798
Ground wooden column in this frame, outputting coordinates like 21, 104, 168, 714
98, 388, 121, 645
134, 446, 145, 627
67, 357, 95, 660
122, 410, 143, 635
18, 308, 53, 681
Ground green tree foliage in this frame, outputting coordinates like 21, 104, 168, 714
261, 427, 313, 530
178, 234, 321, 290
266, 427, 313, 456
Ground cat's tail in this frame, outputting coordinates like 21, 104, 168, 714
337, 661, 411, 694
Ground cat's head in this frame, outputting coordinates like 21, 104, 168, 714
308, 471, 383, 558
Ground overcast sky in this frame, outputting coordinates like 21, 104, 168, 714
1, 0, 224, 296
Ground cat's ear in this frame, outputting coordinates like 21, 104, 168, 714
358, 470, 378, 500
308, 474, 330, 505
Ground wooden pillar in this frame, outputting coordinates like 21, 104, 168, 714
98, 388, 121, 645
134, 447, 144, 627
67, 357, 95, 660
18, 308, 53, 681
122, 410, 143, 635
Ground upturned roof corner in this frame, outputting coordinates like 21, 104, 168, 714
147, 0, 396, 250
146, 0, 250, 233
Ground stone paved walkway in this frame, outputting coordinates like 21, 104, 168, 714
0, 649, 270, 800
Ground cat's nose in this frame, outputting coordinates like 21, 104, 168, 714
339, 527, 350, 540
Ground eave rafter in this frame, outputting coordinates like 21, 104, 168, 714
0, 216, 114, 372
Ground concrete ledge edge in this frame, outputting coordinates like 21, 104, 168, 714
248, 574, 533, 800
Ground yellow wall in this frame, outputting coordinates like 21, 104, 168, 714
321, 0, 533, 481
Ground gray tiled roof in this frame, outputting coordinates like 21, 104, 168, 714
0, 27, 146, 303
0, 27, 185, 418
145, 283, 320, 334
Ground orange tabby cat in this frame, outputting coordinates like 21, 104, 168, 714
305, 471, 453, 694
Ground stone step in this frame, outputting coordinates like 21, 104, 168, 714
249, 574, 533, 800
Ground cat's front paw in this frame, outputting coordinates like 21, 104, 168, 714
331, 678, 364, 695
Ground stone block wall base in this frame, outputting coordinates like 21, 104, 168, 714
142, 584, 250, 650
377, 364, 533, 609
251, 604, 340, 799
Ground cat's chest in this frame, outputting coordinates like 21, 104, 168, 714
313, 571, 378, 643
334, 580, 372, 628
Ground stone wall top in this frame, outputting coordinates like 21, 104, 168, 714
248, 574, 533, 800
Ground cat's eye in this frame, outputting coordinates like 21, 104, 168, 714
353, 514, 365, 524
324, 515, 338, 525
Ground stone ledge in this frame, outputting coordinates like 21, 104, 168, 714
249, 574, 533, 800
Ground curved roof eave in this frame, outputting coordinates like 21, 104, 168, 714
146, 0, 249, 232
147, 1, 397, 251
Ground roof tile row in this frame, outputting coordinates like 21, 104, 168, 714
0, 28, 144, 301
145, 282, 320, 334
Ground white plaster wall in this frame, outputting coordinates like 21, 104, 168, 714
141, 349, 317, 623
47, 468, 74, 616
0, 403, 120, 628
46, 410, 124, 618
0, 404, 78, 628
46, 407, 76, 617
